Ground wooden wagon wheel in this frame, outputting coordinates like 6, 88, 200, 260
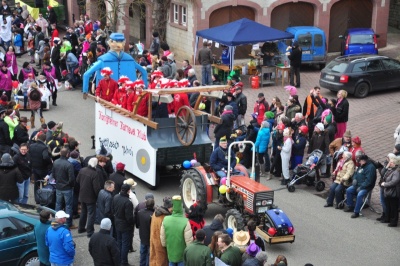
175, 106, 197, 146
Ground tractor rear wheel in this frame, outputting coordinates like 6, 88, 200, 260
225, 209, 245, 231
180, 168, 207, 215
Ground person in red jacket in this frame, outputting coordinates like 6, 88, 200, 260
50, 24, 59, 47
111, 76, 129, 107
127, 80, 148, 117
95, 67, 118, 102
148, 71, 163, 89
253, 93, 269, 126
172, 79, 190, 116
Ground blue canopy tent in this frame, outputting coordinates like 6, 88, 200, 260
195, 18, 294, 70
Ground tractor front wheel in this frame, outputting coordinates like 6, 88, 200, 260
225, 209, 245, 231
180, 169, 207, 215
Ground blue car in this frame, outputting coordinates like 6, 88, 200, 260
0, 200, 54, 266
339, 28, 379, 56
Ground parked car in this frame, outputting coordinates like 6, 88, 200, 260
339, 28, 379, 56
278, 26, 327, 69
319, 54, 400, 98
0, 200, 55, 266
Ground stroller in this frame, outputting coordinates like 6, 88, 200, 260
35, 175, 57, 209
287, 149, 325, 192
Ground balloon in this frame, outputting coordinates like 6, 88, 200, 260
190, 159, 197, 166
183, 160, 191, 169
199, 102, 206, 110
12, 80, 19, 89
268, 227, 277, 236
220, 177, 227, 185
219, 185, 227, 194
236, 157, 240, 164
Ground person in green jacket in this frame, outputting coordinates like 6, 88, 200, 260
4, 109, 19, 140
183, 229, 212, 266
160, 195, 193, 266
217, 233, 242, 266
34, 210, 52, 266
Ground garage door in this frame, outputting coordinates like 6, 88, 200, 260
209, 6, 255, 59
328, 0, 373, 52
271, 2, 314, 31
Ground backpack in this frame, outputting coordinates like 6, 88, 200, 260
29, 89, 41, 101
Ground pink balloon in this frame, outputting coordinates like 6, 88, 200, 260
190, 159, 197, 166
221, 177, 227, 185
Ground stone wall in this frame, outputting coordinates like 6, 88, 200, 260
389, 0, 400, 29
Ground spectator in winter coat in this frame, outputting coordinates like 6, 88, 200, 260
334, 90, 350, 138
285, 98, 301, 121
233, 86, 247, 126
52, 148, 75, 228
0, 153, 23, 202
255, 121, 271, 178
280, 128, 293, 185
13, 143, 32, 204
77, 157, 102, 237
0, 63, 13, 100
345, 155, 377, 218
183, 229, 213, 266
292, 125, 308, 169
95, 180, 115, 224
226, 93, 239, 119
288, 40, 302, 87
213, 105, 235, 147
161, 195, 193, 265
137, 198, 155, 266
110, 162, 126, 196
113, 183, 135, 265
202, 214, 227, 246
381, 157, 400, 227
13, 117, 29, 146
5, 46, 18, 78
253, 93, 269, 126
34, 210, 51, 266
149, 196, 173, 266
89, 218, 120, 266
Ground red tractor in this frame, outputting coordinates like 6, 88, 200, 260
180, 141, 295, 245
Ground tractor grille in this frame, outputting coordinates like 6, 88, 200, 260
245, 192, 254, 211
255, 191, 274, 205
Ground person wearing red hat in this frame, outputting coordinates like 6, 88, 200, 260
126, 80, 148, 117
148, 71, 163, 89
111, 76, 129, 107
110, 162, 126, 197
171, 79, 190, 116
350, 136, 364, 165
95, 67, 118, 102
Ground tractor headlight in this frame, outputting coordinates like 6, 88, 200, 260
256, 201, 262, 206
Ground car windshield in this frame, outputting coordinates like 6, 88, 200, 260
325, 60, 348, 73
0, 201, 19, 212
349, 34, 374, 44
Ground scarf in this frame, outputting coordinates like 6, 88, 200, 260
221, 109, 233, 116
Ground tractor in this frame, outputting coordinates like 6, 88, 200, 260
180, 141, 295, 245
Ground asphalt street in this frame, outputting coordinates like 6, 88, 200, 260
22, 28, 400, 265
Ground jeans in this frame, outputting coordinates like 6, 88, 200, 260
380, 187, 387, 214
327, 182, 345, 205
117, 229, 132, 264
17, 178, 30, 204
78, 202, 96, 237
51, 264, 73, 266
201, 64, 212, 85
290, 65, 300, 86
56, 189, 73, 226
169, 262, 184, 266
346, 186, 369, 213
140, 243, 150, 266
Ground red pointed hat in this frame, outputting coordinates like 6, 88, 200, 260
133, 80, 145, 89
100, 67, 113, 76
125, 80, 134, 89
151, 71, 163, 80
118, 76, 130, 84
178, 79, 190, 88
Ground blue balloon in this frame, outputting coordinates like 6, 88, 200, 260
183, 160, 191, 169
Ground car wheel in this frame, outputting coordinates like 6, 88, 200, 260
354, 82, 370, 98
19, 251, 39, 266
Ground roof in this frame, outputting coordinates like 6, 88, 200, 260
335, 54, 388, 62
196, 18, 294, 46
285, 26, 325, 34
347, 28, 375, 34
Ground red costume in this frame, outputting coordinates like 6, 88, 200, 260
127, 80, 148, 116
95, 78, 118, 101
111, 76, 129, 107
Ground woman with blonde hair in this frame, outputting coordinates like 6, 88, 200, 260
334, 89, 349, 138
208, 230, 223, 259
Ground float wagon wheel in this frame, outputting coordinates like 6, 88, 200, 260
180, 169, 207, 215
175, 106, 197, 146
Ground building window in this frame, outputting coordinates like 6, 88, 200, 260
181, 6, 187, 26
170, 2, 188, 30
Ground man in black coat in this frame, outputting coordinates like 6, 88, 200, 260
89, 218, 120, 266
113, 183, 135, 266
52, 148, 75, 228
29, 132, 52, 201
288, 40, 302, 87
110, 162, 126, 196
95, 180, 115, 224
202, 214, 227, 246
0, 153, 24, 202
77, 157, 102, 237
50, 40, 61, 75
136, 198, 155, 266
13, 117, 30, 147
13, 143, 32, 204
0, 108, 12, 156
